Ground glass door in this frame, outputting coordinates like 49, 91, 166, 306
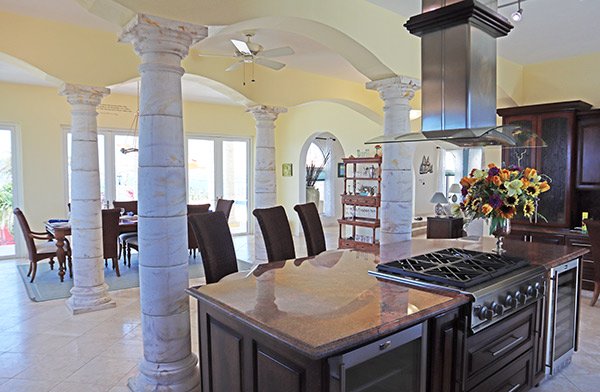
0, 127, 16, 258
114, 135, 139, 201
187, 137, 250, 234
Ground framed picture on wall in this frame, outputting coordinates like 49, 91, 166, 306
337, 162, 345, 178
282, 163, 293, 177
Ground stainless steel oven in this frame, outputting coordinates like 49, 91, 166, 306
546, 258, 580, 376
328, 322, 427, 392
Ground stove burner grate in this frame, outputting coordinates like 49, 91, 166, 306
376, 248, 530, 289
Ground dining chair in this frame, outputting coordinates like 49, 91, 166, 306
189, 211, 238, 284
126, 235, 138, 266
102, 208, 121, 277
113, 200, 138, 263
293, 202, 326, 257
188, 204, 211, 258
215, 199, 235, 221
13, 208, 71, 283
584, 220, 600, 306
252, 206, 296, 262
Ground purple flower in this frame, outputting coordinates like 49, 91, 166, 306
489, 194, 503, 209
488, 167, 500, 177
461, 186, 469, 196
507, 164, 521, 172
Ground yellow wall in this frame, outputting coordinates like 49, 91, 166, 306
0, 81, 254, 233
275, 101, 382, 232
522, 53, 600, 107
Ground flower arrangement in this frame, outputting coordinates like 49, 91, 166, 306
454, 163, 551, 234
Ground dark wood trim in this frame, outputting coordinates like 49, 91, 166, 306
404, 0, 513, 38
497, 100, 592, 117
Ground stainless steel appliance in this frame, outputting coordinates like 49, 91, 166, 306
328, 322, 427, 392
546, 258, 579, 376
370, 248, 546, 333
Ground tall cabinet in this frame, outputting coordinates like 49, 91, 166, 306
497, 101, 593, 228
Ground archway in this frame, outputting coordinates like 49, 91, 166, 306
298, 131, 345, 227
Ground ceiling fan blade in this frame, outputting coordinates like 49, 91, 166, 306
231, 39, 252, 55
225, 61, 243, 72
198, 52, 236, 58
254, 58, 286, 71
259, 46, 295, 58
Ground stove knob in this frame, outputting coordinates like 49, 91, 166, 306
477, 306, 494, 321
534, 282, 542, 297
526, 285, 534, 297
503, 294, 515, 308
491, 302, 504, 316
515, 291, 527, 305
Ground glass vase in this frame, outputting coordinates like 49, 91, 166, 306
491, 218, 511, 254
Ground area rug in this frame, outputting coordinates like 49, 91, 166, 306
17, 254, 253, 302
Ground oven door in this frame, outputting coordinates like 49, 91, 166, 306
328, 322, 427, 392
546, 258, 579, 375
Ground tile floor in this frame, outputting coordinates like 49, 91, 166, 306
0, 230, 598, 391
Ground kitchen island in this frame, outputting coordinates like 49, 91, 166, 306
187, 238, 588, 392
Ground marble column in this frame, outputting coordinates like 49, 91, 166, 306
119, 14, 207, 392
60, 83, 115, 315
247, 105, 286, 261
366, 76, 421, 244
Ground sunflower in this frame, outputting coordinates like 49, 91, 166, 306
524, 184, 540, 197
470, 197, 482, 211
523, 200, 535, 218
498, 204, 516, 219
504, 195, 518, 207
481, 203, 493, 216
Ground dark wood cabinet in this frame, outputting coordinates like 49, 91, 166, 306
498, 101, 592, 229
428, 308, 465, 392
576, 110, 600, 190
427, 217, 464, 239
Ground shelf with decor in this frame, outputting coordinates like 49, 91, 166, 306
338, 156, 382, 251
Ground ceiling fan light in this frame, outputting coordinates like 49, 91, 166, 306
511, 8, 523, 22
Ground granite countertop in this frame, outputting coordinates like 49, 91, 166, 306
188, 248, 469, 360
187, 237, 588, 360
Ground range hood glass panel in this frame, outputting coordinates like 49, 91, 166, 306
365, 125, 547, 148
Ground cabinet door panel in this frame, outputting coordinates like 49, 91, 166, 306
502, 116, 538, 169
256, 346, 304, 392
208, 319, 243, 392
538, 114, 573, 226
577, 119, 600, 189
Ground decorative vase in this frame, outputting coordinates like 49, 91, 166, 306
306, 186, 320, 207
491, 218, 511, 254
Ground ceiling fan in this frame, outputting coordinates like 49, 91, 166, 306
202, 33, 294, 74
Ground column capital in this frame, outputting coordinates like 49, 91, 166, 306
247, 105, 287, 122
119, 14, 207, 58
59, 83, 110, 107
366, 75, 421, 102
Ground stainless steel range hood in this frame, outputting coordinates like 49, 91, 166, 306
367, 0, 545, 148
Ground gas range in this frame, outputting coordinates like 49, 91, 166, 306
369, 248, 546, 333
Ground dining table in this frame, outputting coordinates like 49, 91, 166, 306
45, 217, 138, 282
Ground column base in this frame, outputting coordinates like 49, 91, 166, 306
66, 283, 116, 315
128, 354, 200, 392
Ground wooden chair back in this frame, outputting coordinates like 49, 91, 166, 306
187, 204, 211, 253
112, 200, 138, 215
216, 199, 235, 221
252, 206, 296, 262
293, 202, 326, 257
13, 208, 38, 259
102, 208, 121, 260
189, 211, 238, 284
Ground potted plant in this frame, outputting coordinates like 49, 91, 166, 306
305, 151, 330, 206
454, 163, 551, 253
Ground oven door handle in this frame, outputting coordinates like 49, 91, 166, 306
488, 335, 525, 357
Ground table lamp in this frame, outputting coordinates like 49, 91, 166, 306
430, 192, 449, 216
448, 183, 461, 203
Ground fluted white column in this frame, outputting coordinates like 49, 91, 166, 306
247, 105, 286, 261
366, 76, 421, 244
120, 14, 207, 392
60, 83, 115, 315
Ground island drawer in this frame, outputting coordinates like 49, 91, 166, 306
466, 303, 535, 379
467, 351, 532, 392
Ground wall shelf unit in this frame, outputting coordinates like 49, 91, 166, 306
338, 156, 382, 251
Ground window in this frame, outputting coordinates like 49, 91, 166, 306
114, 135, 138, 201
306, 143, 326, 206
444, 149, 463, 196
0, 127, 16, 258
